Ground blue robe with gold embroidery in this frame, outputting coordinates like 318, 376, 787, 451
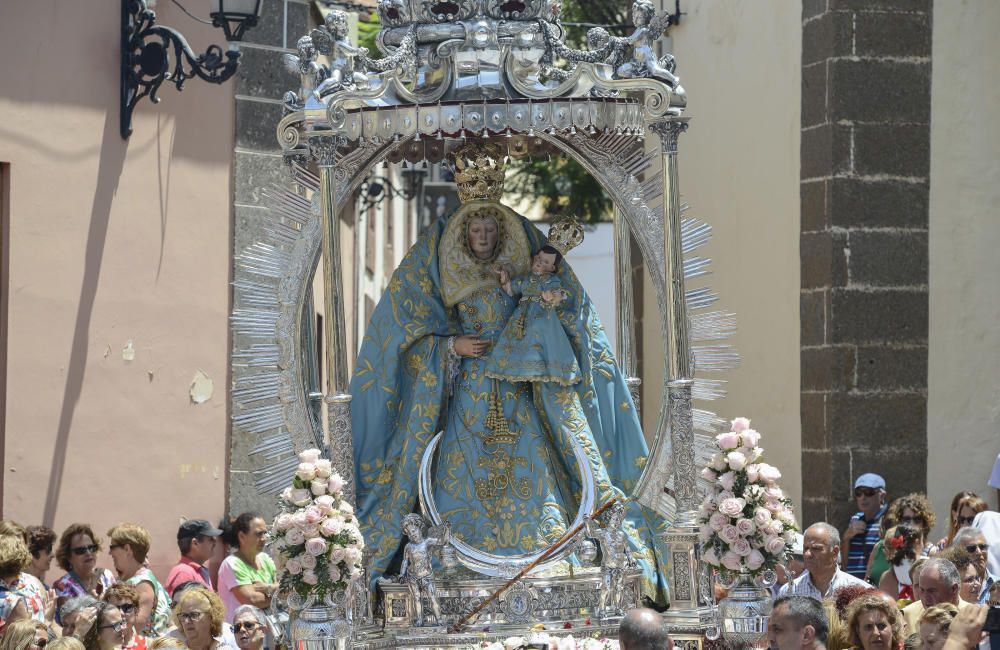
350, 212, 669, 601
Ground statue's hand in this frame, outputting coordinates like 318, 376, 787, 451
454, 335, 489, 357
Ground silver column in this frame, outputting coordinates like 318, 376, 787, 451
312, 135, 355, 503
650, 119, 718, 646
613, 207, 642, 414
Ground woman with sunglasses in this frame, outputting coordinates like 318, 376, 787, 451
53, 525, 116, 616
102, 583, 146, 650
231, 606, 268, 650
105, 524, 171, 637
172, 587, 233, 650
80, 602, 127, 650
935, 493, 987, 551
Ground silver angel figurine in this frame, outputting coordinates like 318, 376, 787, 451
311, 10, 369, 98
585, 500, 636, 617
616, 0, 678, 87
400, 513, 449, 627
282, 35, 326, 110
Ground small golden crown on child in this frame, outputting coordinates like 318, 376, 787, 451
546, 217, 584, 256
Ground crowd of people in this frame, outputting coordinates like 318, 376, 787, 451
0, 514, 276, 650
0, 474, 998, 650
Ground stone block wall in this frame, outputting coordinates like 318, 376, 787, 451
799, 0, 932, 528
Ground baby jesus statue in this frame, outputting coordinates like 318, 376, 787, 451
400, 513, 449, 627
483, 218, 584, 387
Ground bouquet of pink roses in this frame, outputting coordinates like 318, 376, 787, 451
271, 448, 364, 601
697, 418, 797, 577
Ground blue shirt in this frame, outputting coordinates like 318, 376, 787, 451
845, 505, 886, 579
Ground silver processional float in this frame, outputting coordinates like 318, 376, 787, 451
231, 0, 750, 647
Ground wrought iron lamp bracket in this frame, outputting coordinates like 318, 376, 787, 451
121, 0, 254, 138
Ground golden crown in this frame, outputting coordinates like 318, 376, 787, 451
547, 217, 585, 256
450, 141, 507, 204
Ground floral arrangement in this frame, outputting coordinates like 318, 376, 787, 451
271, 449, 365, 602
481, 632, 618, 650
697, 417, 797, 576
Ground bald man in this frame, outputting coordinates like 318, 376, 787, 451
619, 608, 671, 650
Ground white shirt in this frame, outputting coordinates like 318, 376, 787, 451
776, 569, 869, 600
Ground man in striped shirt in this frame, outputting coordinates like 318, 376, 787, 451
842, 473, 887, 580
777, 523, 868, 599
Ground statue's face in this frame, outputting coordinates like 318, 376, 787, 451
467, 217, 499, 260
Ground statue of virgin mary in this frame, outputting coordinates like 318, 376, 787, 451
350, 142, 669, 602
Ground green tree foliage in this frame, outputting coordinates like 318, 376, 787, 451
504, 0, 630, 222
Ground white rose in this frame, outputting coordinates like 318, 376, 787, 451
298, 449, 322, 463
314, 459, 333, 478
726, 451, 747, 471
759, 463, 782, 483
709, 512, 728, 531
711, 453, 728, 471
296, 462, 317, 482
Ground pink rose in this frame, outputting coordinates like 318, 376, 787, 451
330, 548, 346, 563
700, 467, 717, 480
717, 471, 736, 491
765, 498, 782, 513
290, 489, 312, 507
745, 464, 760, 483
301, 570, 318, 585
767, 519, 785, 536
327, 474, 345, 494
719, 497, 746, 517
765, 486, 784, 499
285, 558, 302, 575
274, 514, 293, 531
753, 508, 771, 526
286, 527, 306, 545
717, 490, 735, 502
759, 464, 782, 483
726, 451, 747, 471
296, 462, 317, 482
299, 553, 317, 570
320, 516, 344, 537
735, 518, 756, 536
740, 429, 761, 447
716, 432, 740, 450
721, 551, 743, 572
766, 535, 787, 555
305, 537, 328, 557
298, 449, 321, 463
709, 512, 728, 531
720, 525, 740, 544
731, 417, 751, 433
731, 539, 752, 556
703, 547, 720, 566
746, 549, 765, 570
328, 565, 342, 582
305, 506, 323, 524
314, 495, 335, 514
302, 524, 320, 539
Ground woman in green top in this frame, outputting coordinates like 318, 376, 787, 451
865, 508, 898, 586
217, 513, 277, 623
107, 523, 173, 636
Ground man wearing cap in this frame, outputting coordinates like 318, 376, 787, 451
842, 473, 887, 580
165, 519, 223, 596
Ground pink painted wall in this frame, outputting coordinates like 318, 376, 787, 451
0, 1, 234, 579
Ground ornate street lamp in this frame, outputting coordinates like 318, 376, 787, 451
120, 0, 263, 138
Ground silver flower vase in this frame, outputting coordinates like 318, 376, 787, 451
717, 570, 774, 648
288, 596, 351, 650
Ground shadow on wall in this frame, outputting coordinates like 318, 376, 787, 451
43, 111, 127, 525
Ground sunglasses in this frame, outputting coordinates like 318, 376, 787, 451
956, 516, 976, 526
99, 621, 126, 633
854, 489, 878, 497
71, 544, 99, 556
177, 611, 208, 624
233, 622, 261, 633
965, 543, 989, 552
